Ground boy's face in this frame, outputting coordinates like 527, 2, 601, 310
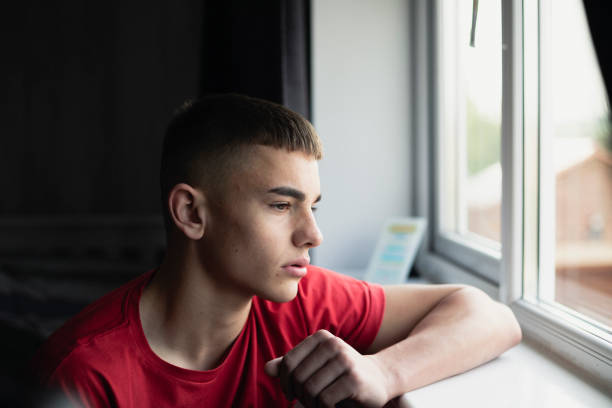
198, 145, 323, 303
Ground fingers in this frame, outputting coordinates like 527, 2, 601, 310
271, 334, 390, 407
316, 374, 358, 408
275, 329, 372, 408
264, 357, 283, 377
299, 354, 350, 407
293, 337, 345, 398
280, 330, 336, 401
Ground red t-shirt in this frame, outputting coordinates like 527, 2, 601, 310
31, 266, 385, 407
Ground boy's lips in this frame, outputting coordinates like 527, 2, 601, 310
284, 257, 310, 268
282, 257, 310, 278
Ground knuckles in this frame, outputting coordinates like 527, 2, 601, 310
313, 329, 334, 340
322, 336, 343, 353
335, 351, 355, 371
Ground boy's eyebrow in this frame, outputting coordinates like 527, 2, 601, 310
267, 186, 322, 203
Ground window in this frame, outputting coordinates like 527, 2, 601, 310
435, 0, 502, 283
414, 0, 612, 380
523, 0, 612, 334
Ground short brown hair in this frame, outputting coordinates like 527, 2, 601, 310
160, 93, 322, 228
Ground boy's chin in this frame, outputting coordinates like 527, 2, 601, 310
262, 282, 300, 303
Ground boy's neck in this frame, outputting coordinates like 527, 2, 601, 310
139, 253, 252, 371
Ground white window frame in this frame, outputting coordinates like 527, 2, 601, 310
412, 0, 612, 385
431, 0, 503, 285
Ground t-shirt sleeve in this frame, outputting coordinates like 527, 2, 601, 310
45, 349, 115, 408
296, 266, 386, 353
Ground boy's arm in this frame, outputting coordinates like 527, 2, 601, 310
265, 284, 522, 407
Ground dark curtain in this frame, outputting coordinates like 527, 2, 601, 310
200, 0, 311, 119
0, 0, 206, 215
0, 0, 311, 217
583, 1, 612, 106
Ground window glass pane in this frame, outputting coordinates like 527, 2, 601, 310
540, 0, 612, 329
438, 0, 502, 247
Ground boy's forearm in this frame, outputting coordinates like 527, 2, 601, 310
265, 287, 522, 406
371, 287, 522, 398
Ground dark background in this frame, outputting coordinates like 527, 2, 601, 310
2, 1, 203, 216
1, 0, 310, 217
0, 0, 310, 399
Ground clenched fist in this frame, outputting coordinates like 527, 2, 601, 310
265, 330, 392, 408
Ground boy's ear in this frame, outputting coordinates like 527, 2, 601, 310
168, 183, 207, 240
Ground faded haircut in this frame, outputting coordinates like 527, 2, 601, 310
159, 93, 322, 230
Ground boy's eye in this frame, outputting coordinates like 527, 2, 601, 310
271, 203, 290, 211
311, 206, 318, 212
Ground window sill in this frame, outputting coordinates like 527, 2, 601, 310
339, 262, 612, 403
398, 338, 611, 407
414, 251, 612, 402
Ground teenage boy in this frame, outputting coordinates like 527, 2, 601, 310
31, 94, 522, 407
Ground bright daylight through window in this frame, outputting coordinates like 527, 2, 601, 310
436, 0, 611, 334
437, 0, 502, 250
524, 0, 612, 331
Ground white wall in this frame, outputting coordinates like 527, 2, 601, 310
311, 0, 412, 270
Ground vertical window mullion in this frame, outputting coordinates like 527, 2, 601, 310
522, 0, 540, 302
500, 0, 524, 304
455, 5, 469, 236
537, 0, 556, 302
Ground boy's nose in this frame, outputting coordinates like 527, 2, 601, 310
293, 213, 323, 248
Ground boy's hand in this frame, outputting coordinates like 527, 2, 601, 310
264, 330, 391, 408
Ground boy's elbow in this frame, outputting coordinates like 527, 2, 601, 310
499, 301, 523, 347
459, 286, 523, 348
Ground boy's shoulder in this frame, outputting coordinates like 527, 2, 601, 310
31, 271, 152, 383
